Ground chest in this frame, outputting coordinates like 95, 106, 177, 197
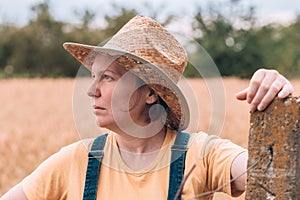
97, 165, 170, 199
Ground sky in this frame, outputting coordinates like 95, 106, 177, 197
0, 0, 300, 28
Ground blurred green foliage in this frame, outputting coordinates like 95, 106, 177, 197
192, 1, 300, 78
0, 0, 299, 78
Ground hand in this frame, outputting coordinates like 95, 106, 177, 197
236, 69, 294, 112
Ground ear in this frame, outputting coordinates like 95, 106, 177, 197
146, 89, 158, 104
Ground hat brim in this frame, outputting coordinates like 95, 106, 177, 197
63, 42, 190, 130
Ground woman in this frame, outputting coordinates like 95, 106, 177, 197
1, 15, 293, 200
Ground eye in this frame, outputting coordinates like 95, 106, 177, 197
102, 74, 114, 81
104, 75, 111, 80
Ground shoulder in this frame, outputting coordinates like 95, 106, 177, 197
21, 138, 97, 199
27, 139, 94, 175
187, 131, 220, 150
62, 139, 93, 154
187, 131, 246, 160
58, 134, 112, 161
51, 139, 93, 161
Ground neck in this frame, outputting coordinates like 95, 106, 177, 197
114, 126, 167, 171
114, 126, 167, 154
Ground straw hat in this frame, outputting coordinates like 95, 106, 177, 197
63, 15, 190, 131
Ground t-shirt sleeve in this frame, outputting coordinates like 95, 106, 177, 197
21, 141, 88, 200
200, 134, 246, 195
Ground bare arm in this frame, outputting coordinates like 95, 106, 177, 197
0, 183, 28, 200
230, 151, 248, 197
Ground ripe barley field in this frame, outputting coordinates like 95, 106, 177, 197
1, 78, 300, 199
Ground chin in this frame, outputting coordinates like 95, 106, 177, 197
96, 118, 115, 129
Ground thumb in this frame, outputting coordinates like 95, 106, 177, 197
235, 87, 248, 101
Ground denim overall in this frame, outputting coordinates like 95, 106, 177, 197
83, 132, 190, 200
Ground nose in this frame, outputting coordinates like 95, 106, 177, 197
87, 80, 101, 98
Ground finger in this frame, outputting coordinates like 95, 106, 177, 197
250, 72, 277, 111
256, 77, 285, 111
278, 85, 293, 98
278, 79, 294, 98
235, 87, 248, 101
247, 70, 266, 104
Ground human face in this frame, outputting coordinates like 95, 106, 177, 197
87, 54, 156, 132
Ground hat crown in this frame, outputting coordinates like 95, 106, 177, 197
103, 16, 188, 81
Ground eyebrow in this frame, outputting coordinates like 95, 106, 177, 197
93, 69, 121, 77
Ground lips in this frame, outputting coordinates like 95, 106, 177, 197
93, 105, 106, 114
93, 105, 105, 110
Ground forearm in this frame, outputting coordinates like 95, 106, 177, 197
230, 151, 248, 197
0, 183, 28, 200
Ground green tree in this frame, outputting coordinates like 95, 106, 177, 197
268, 17, 300, 78
0, 25, 18, 76
102, 6, 138, 38
4, 0, 298, 78
0, 0, 74, 77
191, 0, 282, 78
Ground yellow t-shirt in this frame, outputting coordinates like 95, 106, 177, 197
22, 129, 246, 200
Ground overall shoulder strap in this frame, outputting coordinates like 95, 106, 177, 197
83, 133, 108, 200
167, 131, 190, 200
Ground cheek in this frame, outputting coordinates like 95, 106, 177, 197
129, 91, 150, 116
102, 87, 113, 101
91, 84, 114, 112
112, 84, 137, 108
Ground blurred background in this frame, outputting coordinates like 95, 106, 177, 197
1, 0, 300, 78
1, 0, 300, 199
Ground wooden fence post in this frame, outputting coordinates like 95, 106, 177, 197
245, 97, 300, 200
